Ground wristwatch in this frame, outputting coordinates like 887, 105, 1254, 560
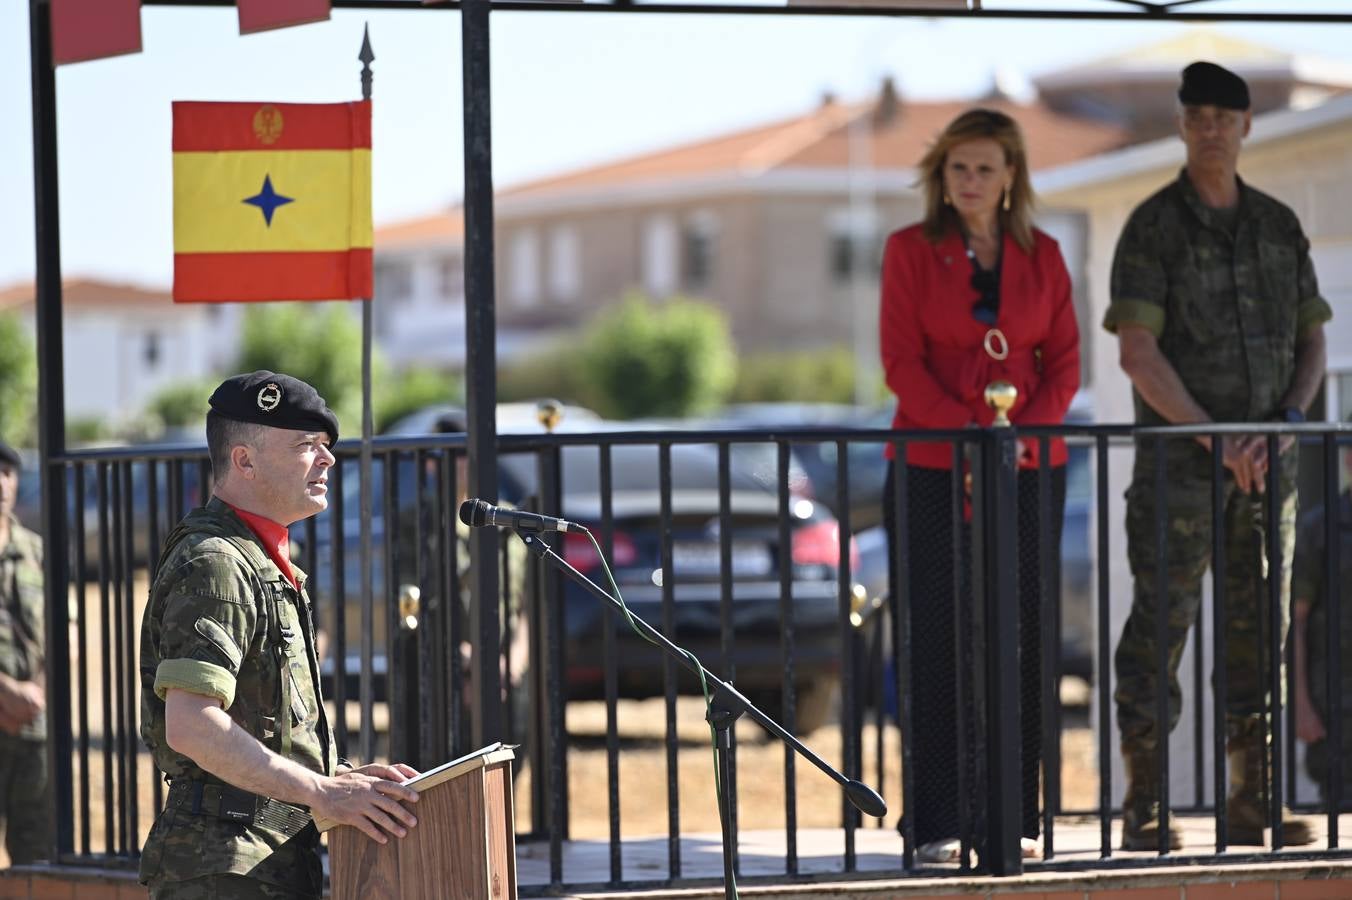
1278, 406, 1306, 424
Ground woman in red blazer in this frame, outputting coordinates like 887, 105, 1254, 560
879, 109, 1080, 865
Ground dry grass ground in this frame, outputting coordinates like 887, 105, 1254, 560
20, 568, 1103, 861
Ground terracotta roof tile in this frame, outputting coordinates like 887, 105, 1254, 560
374, 209, 464, 248
498, 97, 1130, 201
0, 278, 173, 312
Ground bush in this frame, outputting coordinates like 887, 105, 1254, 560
232, 302, 379, 428
374, 367, 462, 434
147, 379, 218, 431
731, 346, 865, 405
497, 343, 589, 408
0, 314, 36, 447
579, 293, 736, 420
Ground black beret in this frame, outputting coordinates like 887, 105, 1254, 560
1179, 61, 1250, 111
0, 441, 19, 470
208, 371, 339, 444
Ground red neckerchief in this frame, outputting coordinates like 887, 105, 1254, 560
224, 501, 298, 591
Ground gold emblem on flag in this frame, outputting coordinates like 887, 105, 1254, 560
253, 104, 284, 145
257, 383, 282, 412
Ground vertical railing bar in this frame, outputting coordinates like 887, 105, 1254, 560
146, 459, 164, 818
96, 462, 112, 855
1153, 436, 1170, 856
895, 448, 914, 869
432, 451, 450, 764
599, 442, 622, 884
836, 438, 857, 869
109, 461, 127, 854
1212, 432, 1228, 853
73, 463, 90, 855
120, 462, 137, 854
447, 450, 464, 759
1095, 434, 1112, 858
1039, 435, 1057, 859
415, 448, 433, 768
384, 452, 401, 762
1326, 431, 1342, 848
952, 439, 970, 871
1267, 433, 1284, 851
716, 440, 738, 875
778, 440, 798, 874
659, 442, 680, 879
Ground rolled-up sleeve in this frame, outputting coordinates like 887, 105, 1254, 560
153, 556, 255, 709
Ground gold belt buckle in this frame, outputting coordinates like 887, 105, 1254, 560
983, 328, 1009, 361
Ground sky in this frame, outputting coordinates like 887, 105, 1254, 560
3, 1, 1352, 290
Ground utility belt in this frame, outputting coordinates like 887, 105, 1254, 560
166, 778, 313, 838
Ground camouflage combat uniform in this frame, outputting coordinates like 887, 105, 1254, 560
0, 517, 50, 864
1104, 169, 1331, 841
1293, 490, 1352, 801
139, 498, 334, 899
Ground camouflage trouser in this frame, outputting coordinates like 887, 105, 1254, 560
1114, 458, 1297, 752
0, 734, 50, 864
149, 874, 318, 899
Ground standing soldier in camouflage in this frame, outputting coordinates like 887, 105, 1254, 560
139, 372, 420, 899
0, 440, 51, 865
1291, 434, 1352, 804
1105, 61, 1330, 850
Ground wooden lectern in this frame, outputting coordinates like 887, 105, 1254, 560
322, 744, 518, 900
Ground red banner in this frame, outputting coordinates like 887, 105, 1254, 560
237, 0, 331, 35
51, 0, 142, 66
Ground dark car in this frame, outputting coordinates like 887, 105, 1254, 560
498, 441, 855, 733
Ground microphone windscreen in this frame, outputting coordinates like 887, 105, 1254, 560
459, 498, 487, 528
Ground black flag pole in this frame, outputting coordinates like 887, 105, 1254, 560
357, 22, 377, 762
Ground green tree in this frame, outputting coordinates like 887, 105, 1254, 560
147, 379, 218, 431
579, 293, 736, 420
232, 303, 378, 429
0, 314, 36, 447
497, 343, 589, 408
374, 367, 463, 433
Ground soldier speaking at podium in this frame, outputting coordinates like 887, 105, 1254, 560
139, 371, 420, 899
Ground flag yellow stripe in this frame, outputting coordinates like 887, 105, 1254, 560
173, 149, 373, 253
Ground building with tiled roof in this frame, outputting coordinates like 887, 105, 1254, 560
0, 279, 236, 425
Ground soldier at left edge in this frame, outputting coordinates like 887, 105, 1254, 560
0, 439, 53, 866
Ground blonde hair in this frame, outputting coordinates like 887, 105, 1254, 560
916, 108, 1036, 253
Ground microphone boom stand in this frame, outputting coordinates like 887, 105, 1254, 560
515, 530, 887, 899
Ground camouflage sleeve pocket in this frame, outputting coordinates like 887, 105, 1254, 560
194, 616, 244, 675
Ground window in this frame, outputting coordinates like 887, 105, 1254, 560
681, 212, 718, 295
375, 261, 412, 302
508, 229, 540, 307
547, 226, 581, 302
642, 215, 678, 298
143, 331, 161, 369
827, 207, 882, 286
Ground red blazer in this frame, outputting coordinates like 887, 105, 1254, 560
879, 223, 1081, 470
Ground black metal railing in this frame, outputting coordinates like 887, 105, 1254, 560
36, 420, 1352, 888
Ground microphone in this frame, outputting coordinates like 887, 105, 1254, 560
458, 498, 586, 534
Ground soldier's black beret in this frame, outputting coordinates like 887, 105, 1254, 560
208, 371, 339, 444
0, 441, 19, 471
1178, 61, 1250, 111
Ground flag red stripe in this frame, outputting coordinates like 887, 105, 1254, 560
238, 0, 330, 35
51, 0, 141, 66
173, 250, 372, 303
172, 101, 371, 152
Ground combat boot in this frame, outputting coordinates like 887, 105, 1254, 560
1226, 739, 1314, 846
1121, 745, 1183, 851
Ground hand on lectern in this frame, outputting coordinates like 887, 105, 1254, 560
312, 764, 422, 844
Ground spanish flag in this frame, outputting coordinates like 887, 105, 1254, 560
172, 101, 372, 303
